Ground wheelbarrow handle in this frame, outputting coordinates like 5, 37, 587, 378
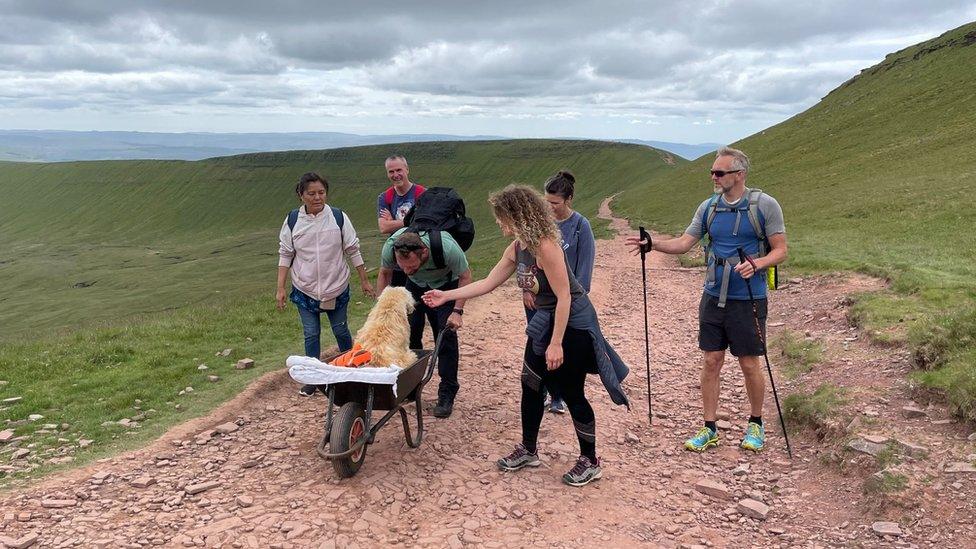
421, 326, 453, 386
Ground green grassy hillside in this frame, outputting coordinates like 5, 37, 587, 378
0, 139, 679, 484
614, 21, 976, 418
0, 139, 678, 340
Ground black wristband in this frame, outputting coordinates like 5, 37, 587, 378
452, 308, 464, 315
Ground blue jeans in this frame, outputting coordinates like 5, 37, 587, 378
296, 286, 353, 359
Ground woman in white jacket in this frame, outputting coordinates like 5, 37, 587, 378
276, 172, 375, 396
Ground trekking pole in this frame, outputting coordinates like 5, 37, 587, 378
737, 248, 793, 458
639, 227, 653, 425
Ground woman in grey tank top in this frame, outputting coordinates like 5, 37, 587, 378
422, 185, 629, 487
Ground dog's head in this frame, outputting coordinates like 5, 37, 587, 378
377, 286, 415, 315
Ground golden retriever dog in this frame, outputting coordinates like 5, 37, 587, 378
354, 286, 417, 368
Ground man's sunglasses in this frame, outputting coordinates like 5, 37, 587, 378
710, 169, 742, 177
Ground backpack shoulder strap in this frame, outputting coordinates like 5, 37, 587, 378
745, 188, 766, 238
330, 206, 345, 243
286, 208, 301, 268
330, 206, 344, 230
703, 193, 722, 239
745, 188, 768, 256
429, 229, 446, 269
287, 208, 300, 233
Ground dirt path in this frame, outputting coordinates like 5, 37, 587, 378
1, 201, 974, 549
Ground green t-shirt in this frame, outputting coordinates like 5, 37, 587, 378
381, 229, 469, 289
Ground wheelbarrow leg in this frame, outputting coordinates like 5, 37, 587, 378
400, 393, 425, 448
317, 386, 336, 457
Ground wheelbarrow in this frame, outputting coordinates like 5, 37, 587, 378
314, 330, 446, 478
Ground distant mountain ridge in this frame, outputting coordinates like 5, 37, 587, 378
619, 140, 722, 160
0, 130, 718, 162
0, 130, 506, 162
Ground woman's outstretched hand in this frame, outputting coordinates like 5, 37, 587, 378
422, 289, 448, 308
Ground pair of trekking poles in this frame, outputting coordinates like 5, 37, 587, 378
638, 227, 792, 458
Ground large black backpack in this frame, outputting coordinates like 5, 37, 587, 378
403, 187, 475, 267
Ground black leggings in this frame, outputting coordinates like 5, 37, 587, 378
520, 326, 597, 460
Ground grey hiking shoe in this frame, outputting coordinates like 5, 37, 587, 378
562, 455, 602, 487
496, 444, 541, 472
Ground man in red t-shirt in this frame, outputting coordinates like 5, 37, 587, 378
377, 155, 425, 287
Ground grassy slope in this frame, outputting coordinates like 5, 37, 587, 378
0, 139, 676, 339
614, 22, 976, 417
0, 139, 680, 485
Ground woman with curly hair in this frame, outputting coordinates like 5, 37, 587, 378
422, 184, 629, 487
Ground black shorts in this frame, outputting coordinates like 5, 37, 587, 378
698, 294, 767, 357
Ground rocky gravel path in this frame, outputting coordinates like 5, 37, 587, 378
1, 201, 974, 548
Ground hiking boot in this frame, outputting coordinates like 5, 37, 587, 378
548, 398, 567, 414
562, 455, 602, 487
432, 395, 454, 418
684, 427, 719, 452
298, 384, 316, 397
740, 422, 765, 452
497, 443, 542, 472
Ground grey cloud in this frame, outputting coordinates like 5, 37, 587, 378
271, 21, 407, 66
0, 0, 973, 137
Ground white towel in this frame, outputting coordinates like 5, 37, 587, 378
286, 355, 404, 397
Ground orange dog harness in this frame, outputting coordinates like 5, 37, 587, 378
332, 343, 373, 367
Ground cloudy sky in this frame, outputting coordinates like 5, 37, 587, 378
1, 1, 973, 143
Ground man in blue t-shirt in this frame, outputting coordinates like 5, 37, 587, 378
627, 146, 787, 454
377, 155, 425, 287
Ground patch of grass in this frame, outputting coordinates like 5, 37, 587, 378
908, 306, 976, 370
911, 348, 976, 422
0, 293, 373, 488
771, 330, 824, 379
848, 291, 925, 345
864, 470, 909, 495
905, 306, 976, 421
784, 383, 850, 431
678, 253, 706, 268
874, 443, 903, 469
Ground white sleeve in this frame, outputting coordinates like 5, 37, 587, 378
278, 218, 294, 268
341, 213, 365, 268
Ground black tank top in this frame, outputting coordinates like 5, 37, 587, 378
515, 241, 585, 310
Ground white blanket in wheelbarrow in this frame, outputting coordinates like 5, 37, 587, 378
286, 356, 405, 397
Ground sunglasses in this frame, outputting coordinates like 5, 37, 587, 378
710, 169, 742, 178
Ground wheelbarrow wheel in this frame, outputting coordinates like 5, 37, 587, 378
330, 402, 368, 478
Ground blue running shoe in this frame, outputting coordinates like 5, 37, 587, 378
740, 422, 765, 452
549, 398, 567, 414
684, 427, 719, 452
